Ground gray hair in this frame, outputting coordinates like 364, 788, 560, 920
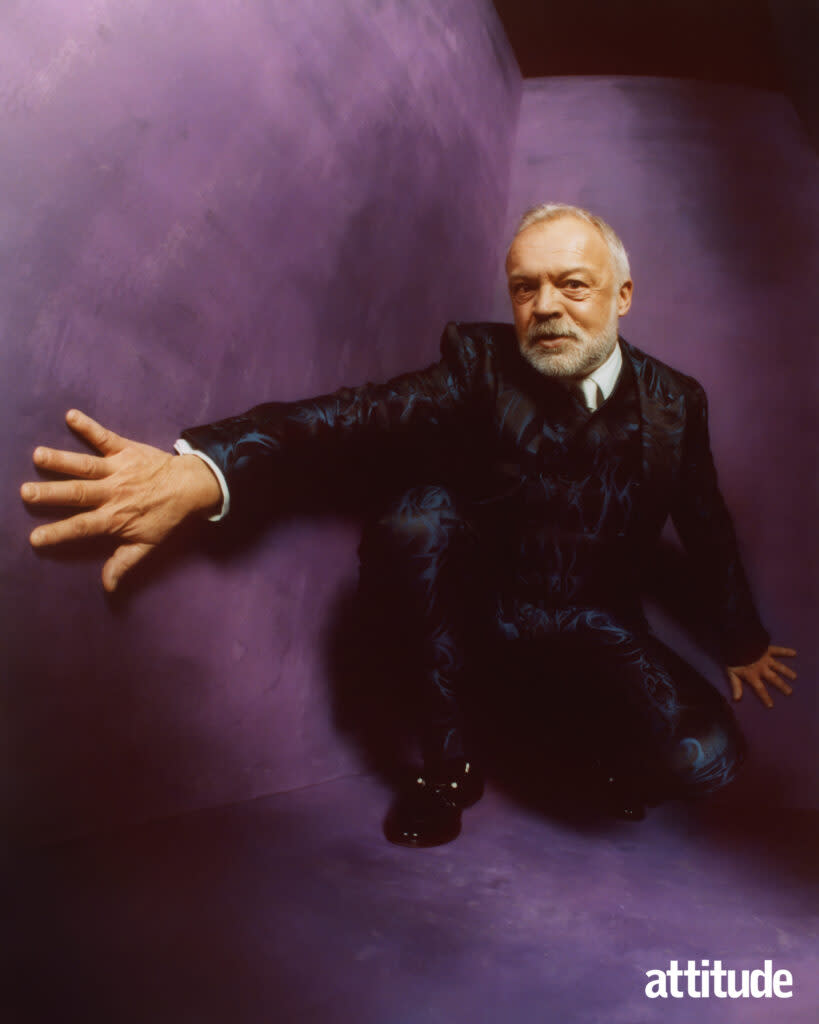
510, 203, 631, 286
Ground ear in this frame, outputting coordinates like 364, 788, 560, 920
617, 279, 633, 317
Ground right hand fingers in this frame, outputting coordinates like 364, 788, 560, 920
102, 542, 154, 592
29, 509, 109, 547
747, 678, 774, 708
769, 658, 797, 681
727, 670, 743, 702
65, 409, 126, 456
21, 478, 106, 508
29, 445, 111, 479
763, 668, 793, 697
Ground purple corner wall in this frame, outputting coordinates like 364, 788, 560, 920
495, 76, 819, 808
4, 11, 817, 847
2, 0, 521, 844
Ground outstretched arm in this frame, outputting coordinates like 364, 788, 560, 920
177, 323, 490, 516
22, 325, 495, 591
21, 409, 222, 591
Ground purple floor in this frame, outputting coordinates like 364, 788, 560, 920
6, 776, 817, 1023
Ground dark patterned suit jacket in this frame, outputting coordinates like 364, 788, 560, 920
182, 321, 769, 665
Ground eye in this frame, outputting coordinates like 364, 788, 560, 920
511, 282, 536, 302
564, 279, 587, 290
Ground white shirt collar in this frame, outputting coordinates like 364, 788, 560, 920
583, 340, 622, 403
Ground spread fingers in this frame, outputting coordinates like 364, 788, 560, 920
29, 510, 108, 547
763, 669, 793, 696
21, 478, 105, 508
65, 409, 126, 455
746, 678, 774, 708
31, 446, 110, 478
769, 646, 796, 658
770, 658, 797, 681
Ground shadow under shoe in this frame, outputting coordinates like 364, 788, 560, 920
383, 759, 484, 848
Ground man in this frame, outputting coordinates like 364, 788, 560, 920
22, 204, 796, 847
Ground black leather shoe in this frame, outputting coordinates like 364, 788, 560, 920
383, 760, 484, 847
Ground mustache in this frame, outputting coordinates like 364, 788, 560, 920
526, 321, 581, 343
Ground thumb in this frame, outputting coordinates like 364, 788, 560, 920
727, 670, 743, 702
102, 542, 154, 592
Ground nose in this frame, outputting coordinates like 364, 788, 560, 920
532, 281, 563, 319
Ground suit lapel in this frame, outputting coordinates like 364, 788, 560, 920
486, 332, 688, 510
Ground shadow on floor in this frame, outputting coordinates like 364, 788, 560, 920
4, 775, 817, 1024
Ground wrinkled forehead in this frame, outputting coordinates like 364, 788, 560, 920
505, 216, 613, 278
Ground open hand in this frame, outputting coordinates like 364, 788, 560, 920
726, 645, 797, 708
21, 409, 222, 591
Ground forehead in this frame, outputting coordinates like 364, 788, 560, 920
506, 216, 612, 277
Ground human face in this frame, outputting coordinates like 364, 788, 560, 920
506, 216, 633, 379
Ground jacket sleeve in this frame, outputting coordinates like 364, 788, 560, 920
671, 383, 770, 666
179, 323, 490, 515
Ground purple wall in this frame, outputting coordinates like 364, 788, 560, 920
496, 76, 819, 808
3, 0, 521, 843
6, 12, 816, 846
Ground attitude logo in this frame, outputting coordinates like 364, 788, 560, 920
644, 960, 793, 999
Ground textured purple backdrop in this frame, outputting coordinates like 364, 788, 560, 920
494, 76, 819, 808
3, 6, 816, 847
2, 0, 520, 843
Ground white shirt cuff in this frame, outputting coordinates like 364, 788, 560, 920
173, 439, 230, 522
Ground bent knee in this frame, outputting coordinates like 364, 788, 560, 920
668, 708, 747, 797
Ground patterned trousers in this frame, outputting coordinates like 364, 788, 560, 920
357, 484, 746, 798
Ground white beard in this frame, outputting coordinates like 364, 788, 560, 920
520, 307, 619, 379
